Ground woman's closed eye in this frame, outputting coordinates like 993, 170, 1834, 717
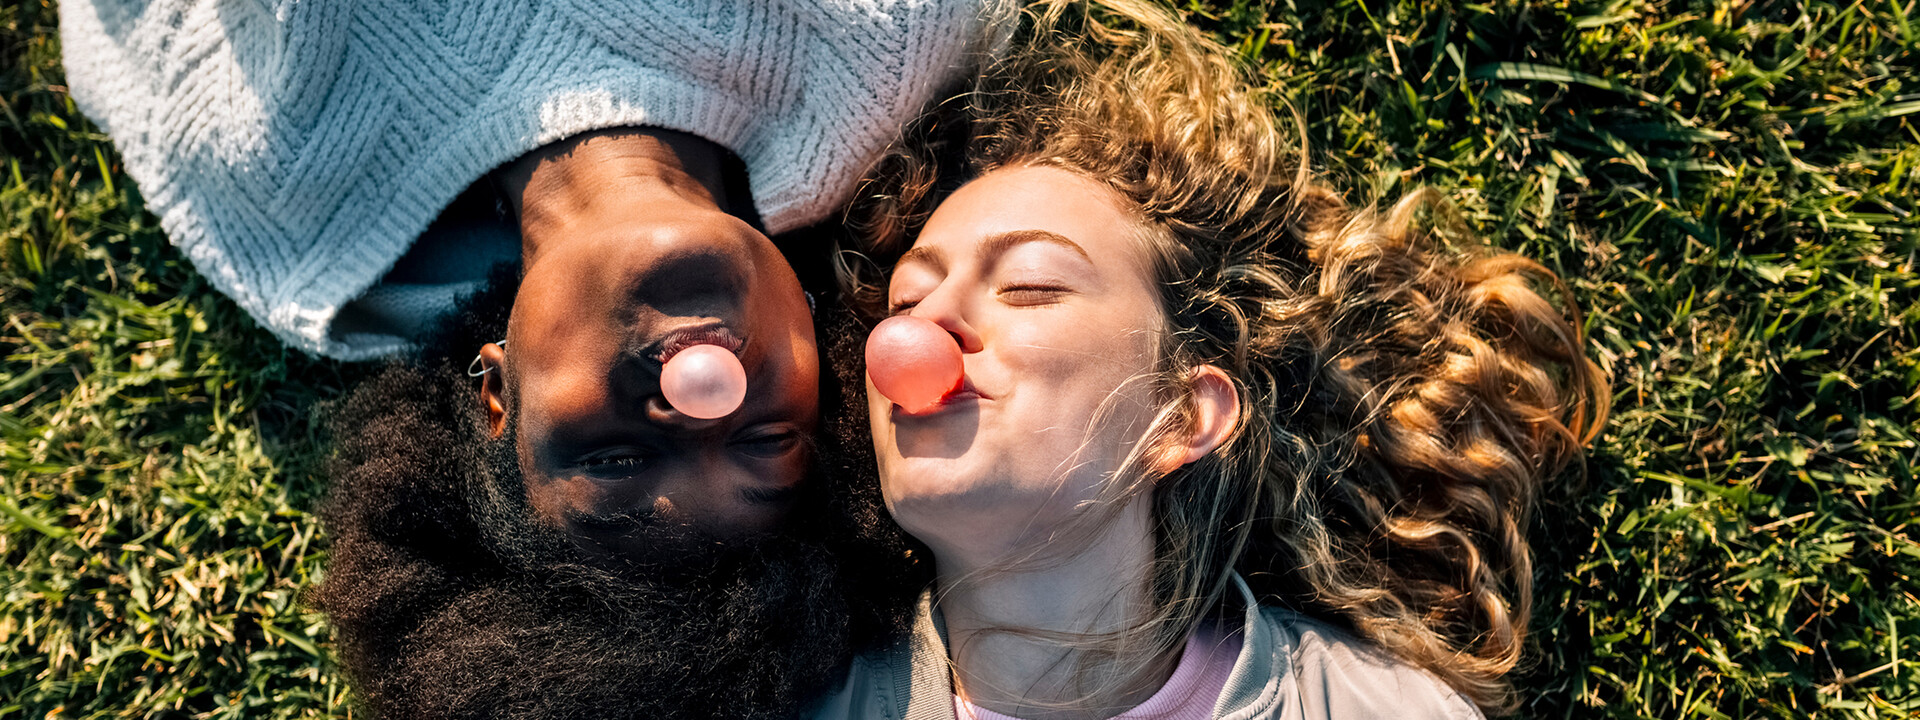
996, 283, 1073, 305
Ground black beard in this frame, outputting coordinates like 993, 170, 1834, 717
313, 267, 925, 720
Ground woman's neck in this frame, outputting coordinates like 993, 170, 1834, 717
934, 498, 1178, 720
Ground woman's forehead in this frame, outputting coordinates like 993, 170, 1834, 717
912, 165, 1153, 272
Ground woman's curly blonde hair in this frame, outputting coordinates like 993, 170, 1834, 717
839, 0, 1609, 713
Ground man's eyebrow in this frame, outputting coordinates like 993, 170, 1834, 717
740, 484, 800, 506
979, 229, 1091, 264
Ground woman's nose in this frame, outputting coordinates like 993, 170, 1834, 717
907, 284, 983, 354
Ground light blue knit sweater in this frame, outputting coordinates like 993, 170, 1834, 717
61, 0, 997, 359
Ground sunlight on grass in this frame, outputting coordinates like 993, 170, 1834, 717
3, 0, 1916, 716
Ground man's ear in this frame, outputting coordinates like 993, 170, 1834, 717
1153, 365, 1240, 474
478, 342, 508, 437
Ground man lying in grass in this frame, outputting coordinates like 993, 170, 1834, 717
60, 0, 998, 716
309, 132, 929, 718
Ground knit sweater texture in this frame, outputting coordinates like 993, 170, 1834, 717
61, 0, 998, 359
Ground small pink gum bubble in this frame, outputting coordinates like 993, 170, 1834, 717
660, 344, 748, 419
865, 315, 963, 414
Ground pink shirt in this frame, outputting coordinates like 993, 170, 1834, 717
954, 621, 1243, 720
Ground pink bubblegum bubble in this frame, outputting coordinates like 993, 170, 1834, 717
866, 315, 963, 414
660, 344, 748, 419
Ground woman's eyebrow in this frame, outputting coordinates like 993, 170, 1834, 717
897, 229, 1092, 274
979, 229, 1091, 264
897, 244, 945, 273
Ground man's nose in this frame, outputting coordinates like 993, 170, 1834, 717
641, 393, 728, 433
605, 355, 729, 432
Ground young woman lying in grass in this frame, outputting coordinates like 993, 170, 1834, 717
824, 2, 1610, 717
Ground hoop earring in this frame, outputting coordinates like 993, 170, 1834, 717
467, 339, 507, 377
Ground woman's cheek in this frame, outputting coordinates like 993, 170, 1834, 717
998, 317, 1085, 375
1019, 315, 1142, 382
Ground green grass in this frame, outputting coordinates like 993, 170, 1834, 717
3, 0, 1916, 717
1, 2, 359, 715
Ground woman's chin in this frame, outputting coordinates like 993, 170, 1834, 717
879, 466, 989, 521
881, 472, 1065, 561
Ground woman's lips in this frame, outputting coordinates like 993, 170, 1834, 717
894, 377, 985, 415
942, 378, 984, 403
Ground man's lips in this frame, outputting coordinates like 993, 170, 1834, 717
649, 323, 745, 365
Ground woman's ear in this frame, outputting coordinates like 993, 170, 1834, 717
478, 343, 508, 437
1154, 365, 1240, 473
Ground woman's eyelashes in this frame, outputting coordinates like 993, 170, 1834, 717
886, 280, 1074, 314
995, 282, 1073, 305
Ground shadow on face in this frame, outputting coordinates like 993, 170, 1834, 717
480, 194, 820, 558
